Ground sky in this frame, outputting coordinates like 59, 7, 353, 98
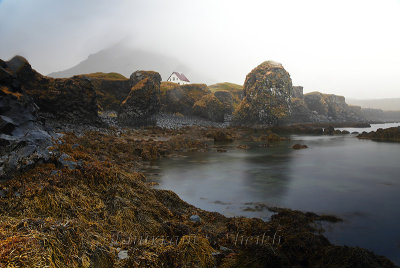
0, 0, 399, 99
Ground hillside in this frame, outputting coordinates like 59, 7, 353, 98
48, 43, 212, 83
347, 98, 400, 111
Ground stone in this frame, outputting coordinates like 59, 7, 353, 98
324, 126, 335, 135
189, 214, 201, 223
233, 61, 292, 125
58, 153, 77, 170
118, 71, 161, 126
292, 144, 308, 150
118, 250, 129, 260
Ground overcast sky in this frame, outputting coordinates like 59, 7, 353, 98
1, 0, 399, 99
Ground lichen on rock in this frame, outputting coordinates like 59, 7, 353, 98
233, 61, 292, 126
118, 71, 161, 126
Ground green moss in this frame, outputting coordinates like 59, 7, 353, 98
81, 72, 128, 80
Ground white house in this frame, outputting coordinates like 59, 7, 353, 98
167, 72, 190, 85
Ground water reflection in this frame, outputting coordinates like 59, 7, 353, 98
146, 123, 400, 264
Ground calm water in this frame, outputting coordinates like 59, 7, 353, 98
146, 123, 400, 264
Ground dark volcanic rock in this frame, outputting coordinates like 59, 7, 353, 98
5, 56, 99, 123
233, 61, 292, 126
0, 58, 55, 179
118, 71, 161, 126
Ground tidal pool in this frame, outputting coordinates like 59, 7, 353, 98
145, 123, 400, 264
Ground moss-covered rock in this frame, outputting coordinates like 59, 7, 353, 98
160, 82, 211, 115
357, 127, 400, 142
75, 72, 130, 111
208, 82, 243, 108
233, 61, 292, 125
5, 56, 99, 123
118, 71, 161, 126
214, 90, 234, 114
193, 94, 226, 122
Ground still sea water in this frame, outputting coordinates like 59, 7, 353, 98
146, 123, 400, 264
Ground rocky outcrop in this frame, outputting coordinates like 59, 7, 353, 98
118, 71, 161, 126
286, 88, 366, 124
208, 82, 244, 108
160, 82, 211, 115
75, 73, 130, 111
233, 61, 292, 125
0, 57, 54, 179
193, 94, 226, 122
358, 127, 400, 142
6, 56, 99, 123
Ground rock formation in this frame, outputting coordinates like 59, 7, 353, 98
193, 94, 226, 122
0, 57, 54, 179
75, 72, 130, 111
5, 56, 99, 123
214, 90, 234, 114
118, 71, 162, 126
233, 61, 292, 125
160, 82, 211, 115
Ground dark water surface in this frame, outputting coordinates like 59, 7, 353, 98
146, 123, 400, 264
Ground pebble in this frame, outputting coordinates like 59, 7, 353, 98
190, 214, 201, 223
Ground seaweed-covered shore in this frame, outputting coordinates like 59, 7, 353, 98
0, 127, 397, 267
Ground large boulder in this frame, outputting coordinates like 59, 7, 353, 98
118, 71, 161, 126
0, 58, 54, 179
160, 82, 211, 115
5, 56, 99, 123
193, 94, 226, 122
75, 72, 130, 111
233, 61, 292, 125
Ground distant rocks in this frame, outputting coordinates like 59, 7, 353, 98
118, 71, 162, 126
287, 91, 366, 124
233, 61, 292, 126
357, 127, 400, 142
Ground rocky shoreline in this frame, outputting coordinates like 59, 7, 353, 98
1, 55, 399, 267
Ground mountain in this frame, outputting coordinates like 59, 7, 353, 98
347, 98, 400, 111
48, 43, 213, 83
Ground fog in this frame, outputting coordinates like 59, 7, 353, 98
1, 0, 400, 99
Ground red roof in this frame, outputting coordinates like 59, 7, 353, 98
171, 72, 190, 82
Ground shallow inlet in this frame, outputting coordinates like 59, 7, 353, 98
145, 123, 400, 264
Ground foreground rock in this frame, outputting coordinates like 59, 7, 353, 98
118, 71, 161, 126
233, 61, 292, 126
0, 58, 54, 179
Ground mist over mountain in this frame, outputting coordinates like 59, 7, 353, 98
48, 43, 214, 83
347, 98, 400, 111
